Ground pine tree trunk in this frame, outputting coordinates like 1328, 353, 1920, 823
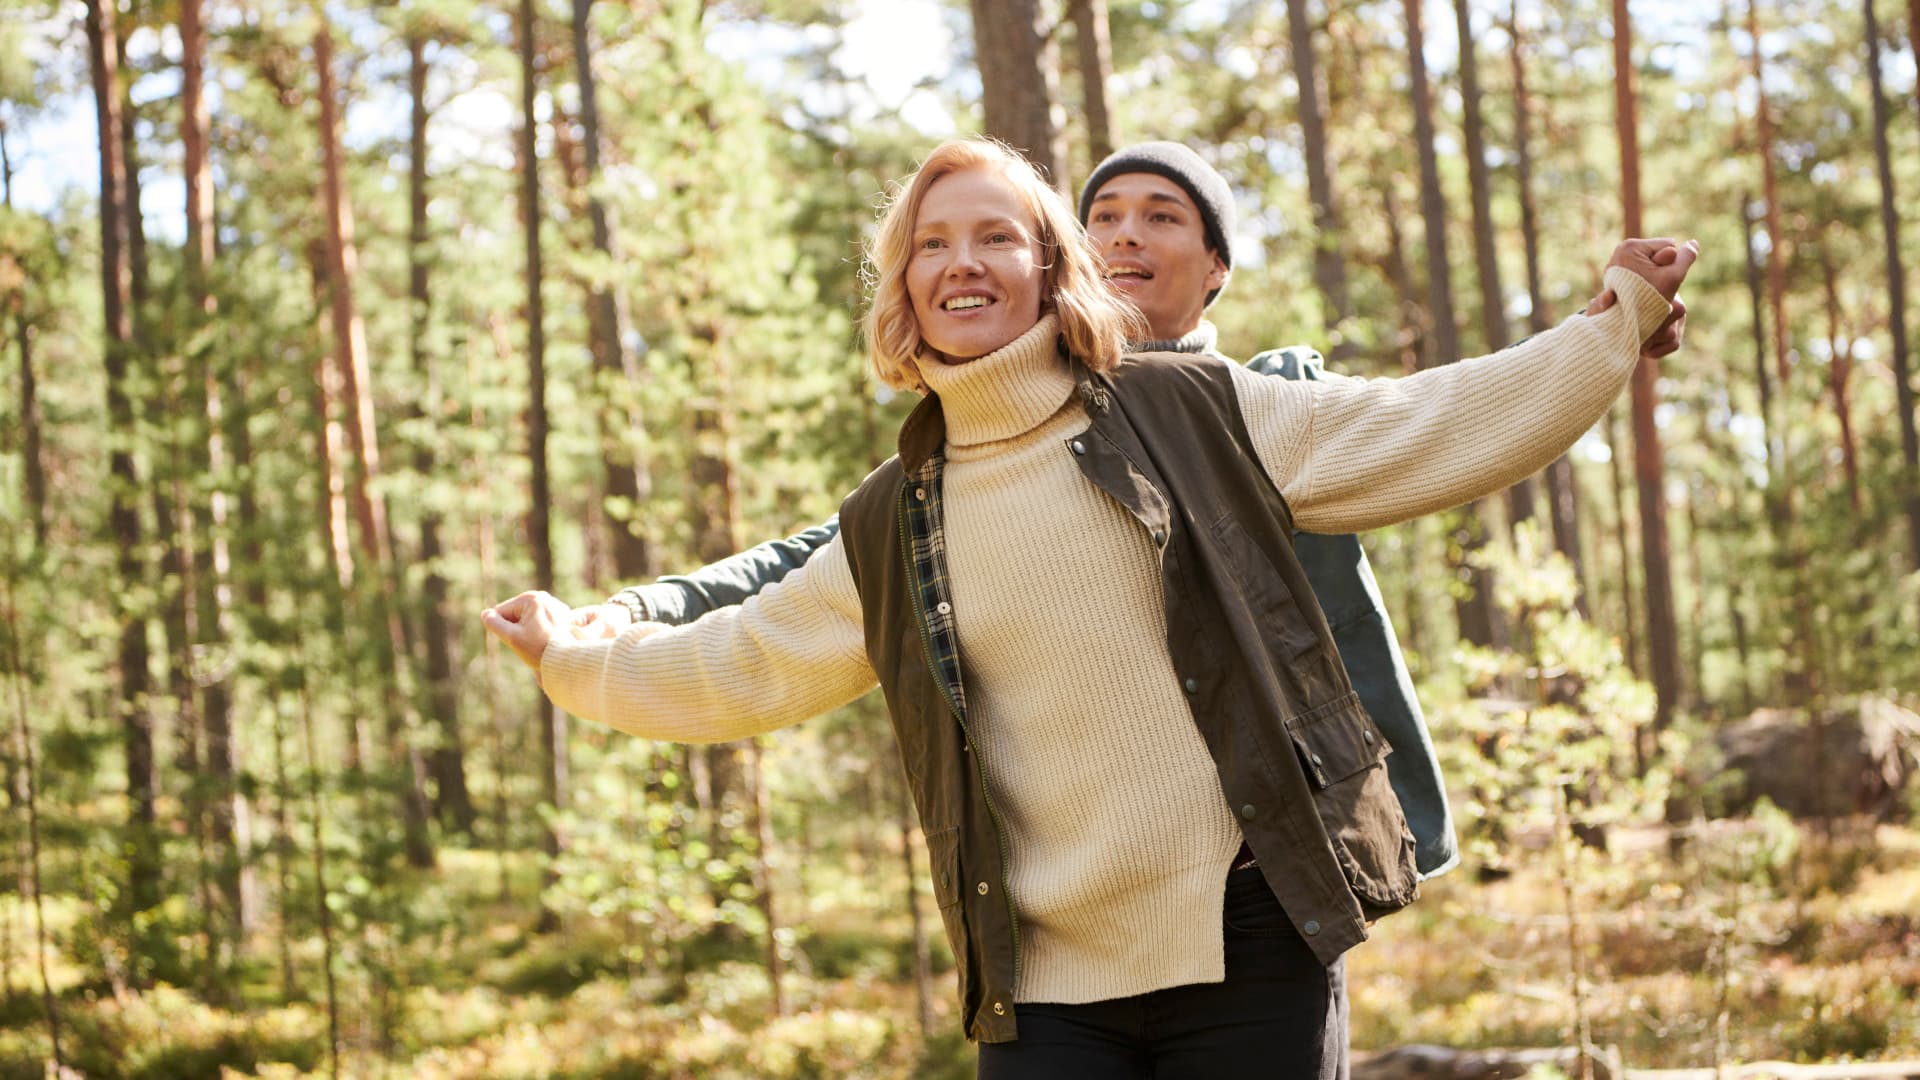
897, 771, 934, 1036
1068, 0, 1116, 162
407, 35, 478, 839
1613, 0, 1681, 739
85, 0, 160, 922
1819, 244, 1862, 511
1865, 0, 1920, 566
1456, 0, 1533, 524
0, 126, 46, 548
1287, 0, 1353, 352
4, 573, 63, 1067
746, 739, 786, 1015
315, 19, 435, 869
969, 0, 1067, 187
181, 0, 251, 945
1510, 5, 1585, 600
572, 0, 657, 583
519, 0, 568, 927
1604, 407, 1643, 680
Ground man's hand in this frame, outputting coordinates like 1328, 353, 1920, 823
482, 590, 574, 672
1583, 238, 1697, 357
570, 602, 634, 641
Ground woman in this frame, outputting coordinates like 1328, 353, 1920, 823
484, 137, 1691, 1077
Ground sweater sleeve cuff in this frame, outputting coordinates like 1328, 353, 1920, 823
539, 634, 612, 721
1604, 266, 1673, 343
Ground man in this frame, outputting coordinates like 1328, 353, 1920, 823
565, 142, 1684, 1064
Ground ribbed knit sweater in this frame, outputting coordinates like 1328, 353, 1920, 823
539, 266, 1671, 1004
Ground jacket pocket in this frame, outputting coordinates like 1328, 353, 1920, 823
923, 826, 970, 991
1286, 694, 1419, 917
1209, 512, 1318, 659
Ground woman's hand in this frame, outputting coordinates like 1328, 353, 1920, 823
481, 590, 575, 672
1582, 238, 1696, 358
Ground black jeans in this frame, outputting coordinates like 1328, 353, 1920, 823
976, 865, 1349, 1079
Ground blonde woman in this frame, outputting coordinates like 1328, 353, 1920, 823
485, 137, 1692, 1076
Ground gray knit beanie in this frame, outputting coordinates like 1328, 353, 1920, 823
1078, 141, 1235, 304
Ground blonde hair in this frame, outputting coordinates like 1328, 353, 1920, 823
862, 137, 1144, 392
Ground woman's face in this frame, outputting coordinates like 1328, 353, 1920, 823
906, 167, 1047, 363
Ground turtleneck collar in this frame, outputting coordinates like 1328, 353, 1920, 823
916, 314, 1076, 449
1131, 321, 1220, 357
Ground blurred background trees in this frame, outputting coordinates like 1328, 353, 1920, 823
1, 0, 1918, 1074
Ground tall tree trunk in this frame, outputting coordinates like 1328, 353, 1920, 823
1407, 0, 1497, 648
1819, 244, 1862, 511
571, 0, 656, 584
0, 125, 46, 547
1604, 407, 1643, 680
745, 739, 786, 1015
315, 19, 436, 869
1068, 0, 1115, 162
969, 0, 1067, 187
1613, 0, 1680, 742
1286, 0, 1353, 352
85, 0, 160, 922
1748, 0, 1794, 437
1866, 0, 1920, 566
4, 572, 62, 1068
519, 0, 568, 927
1510, 3, 1585, 601
1456, 0, 1533, 524
896, 772, 933, 1037
407, 34, 477, 839
181, 0, 251, 945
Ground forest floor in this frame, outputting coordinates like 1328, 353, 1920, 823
0, 817, 1915, 1079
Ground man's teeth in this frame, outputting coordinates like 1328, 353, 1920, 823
944, 296, 989, 310
1107, 268, 1150, 279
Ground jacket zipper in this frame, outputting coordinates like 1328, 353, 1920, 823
897, 479, 1022, 998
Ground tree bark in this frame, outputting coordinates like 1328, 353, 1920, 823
4, 573, 63, 1067
571, 0, 656, 584
1509, 5, 1586, 606
1456, 0, 1533, 523
407, 34, 477, 839
1068, 0, 1116, 163
1287, 0, 1353, 351
1613, 0, 1681, 739
181, 0, 251, 943
315, 18, 435, 869
0, 125, 46, 548
1819, 244, 1861, 511
1748, 0, 1794, 422
1866, 0, 1920, 566
746, 739, 786, 1015
1604, 407, 1643, 680
85, 0, 160, 920
1407, 0, 1496, 648
969, 0, 1067, 188
519, 0, 568, 923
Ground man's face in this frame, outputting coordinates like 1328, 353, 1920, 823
1084, 173, 1227, 342
907, 167, 1048, 364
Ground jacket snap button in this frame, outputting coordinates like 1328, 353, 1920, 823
1239, 803, 1257, 820
977, 881, 990, 895
1070, 440, 1087, 455
936, 601, 952, 615
1302, 920, 1321, 937
1311, 753, 1324, 767
1363, 730, 1375, 745
1183, 678, 1199, 694
1152, 529, 1166, 545
993, 1001, 1006, 1016
914, 487, 927, 500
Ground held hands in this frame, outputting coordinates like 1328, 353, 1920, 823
569, 602, 634, 640
1582, 238, 1698, 359
481, 590, 575, 672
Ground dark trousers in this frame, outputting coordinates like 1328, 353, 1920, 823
976, 865, 1350, 1079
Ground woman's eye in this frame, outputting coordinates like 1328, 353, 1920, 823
919, 238, 943, 251
989, 233, 1012, 244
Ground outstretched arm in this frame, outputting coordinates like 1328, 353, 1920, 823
483, 533, 876, 744
1233, 240, 1694, 534
569, 518, 842, 639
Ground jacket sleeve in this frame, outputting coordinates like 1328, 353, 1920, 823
1229, 266, 1671, 534
607, 517, 841, 626
542, 532, 876, 744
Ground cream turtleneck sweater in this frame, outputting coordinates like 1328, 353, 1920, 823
538, 266, 1672, 1005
